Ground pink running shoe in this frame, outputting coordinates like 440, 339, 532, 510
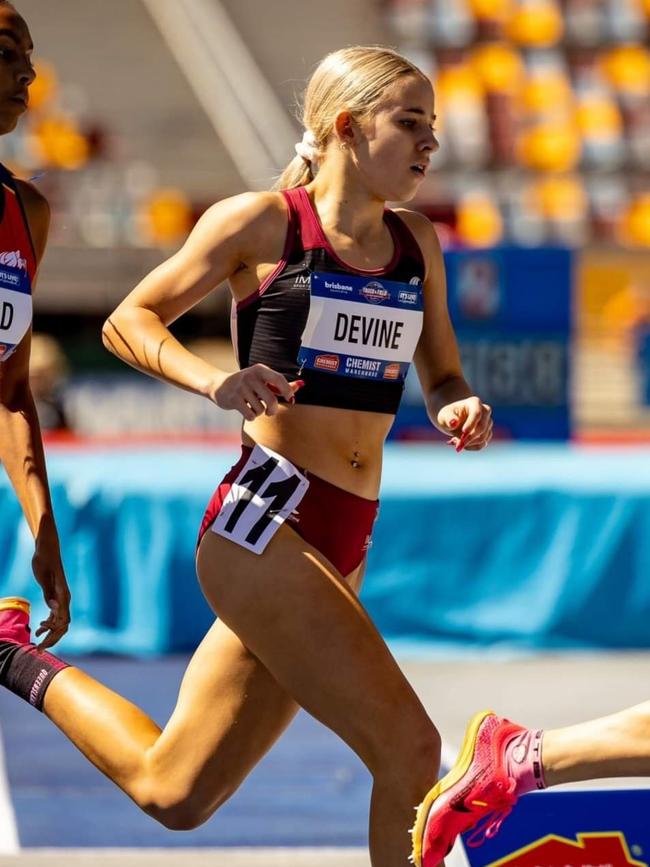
411, 710, 522, 866
0, 597, 31, 644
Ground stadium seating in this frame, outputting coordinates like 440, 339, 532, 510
385, 0, 650, 246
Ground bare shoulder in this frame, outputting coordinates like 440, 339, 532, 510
392, 207, 443, 281
200, 190, 287, 242
14, 178, 51, 264
392, 207, 440, 254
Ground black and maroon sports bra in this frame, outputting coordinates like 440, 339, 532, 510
232, 186, 426, 415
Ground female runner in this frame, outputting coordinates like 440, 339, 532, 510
0, 46, 492, 866
0, 0, 70, 654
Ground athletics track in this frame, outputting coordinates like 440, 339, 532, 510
1, 652, 649, 865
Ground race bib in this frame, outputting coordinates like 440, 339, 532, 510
0, 264, 31, 363
298, 271, 423, 382
211, 444, 309, 555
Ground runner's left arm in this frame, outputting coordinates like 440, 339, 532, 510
399, 210, 492, 451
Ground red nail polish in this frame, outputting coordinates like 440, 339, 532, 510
449, 418, 458, 428
295, 380, 305, 389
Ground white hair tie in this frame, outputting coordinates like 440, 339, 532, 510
294, 129, 318, 165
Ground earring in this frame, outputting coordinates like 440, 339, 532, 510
339, 141, 348, 151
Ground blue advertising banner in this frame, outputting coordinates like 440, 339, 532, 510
392, 247, 573, 441
462, 789, 650, 867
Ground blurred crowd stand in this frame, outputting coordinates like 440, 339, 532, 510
0, 59, 195, 250
386, 0, 650, 249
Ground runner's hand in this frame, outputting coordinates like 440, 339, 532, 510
213, 364, 304, 421
32, 527, 72, 650
436, 397, 492, 452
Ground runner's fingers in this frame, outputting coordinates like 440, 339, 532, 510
465, 413, 492, 445
242, 390, 266, 418
35, 603, 67, 635
267, 383, 294, 405
289, 378, 305, 394
462, 407, 487, 440
464, 426, 492, 448
238, 398, 257, 422
250, 365, 294, 402
465, 423, 493, 450
254, 384, 279, 416
450, 417, 493, 451
265, 375, 304, 403
35, 614, 55, 637
38, 623, 68, 651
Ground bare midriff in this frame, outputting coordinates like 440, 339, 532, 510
242, 403, 394, 500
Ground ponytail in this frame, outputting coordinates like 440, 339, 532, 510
273, 154, 314, 191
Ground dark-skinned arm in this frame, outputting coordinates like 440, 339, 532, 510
0, 179, 70, 648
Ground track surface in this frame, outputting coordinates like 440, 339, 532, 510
1, 652, 649, 862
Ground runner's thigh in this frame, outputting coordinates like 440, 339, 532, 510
148, 617, 297, 815
148, 549, 368, 817
196, 524, 431, 772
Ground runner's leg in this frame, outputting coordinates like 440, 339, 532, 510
196, 526, 441, 867
40, 547, 371, 829
543, 701, 650, 785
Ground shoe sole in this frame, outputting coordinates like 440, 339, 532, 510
0, 596, 30, 615
411, 709, 494, 867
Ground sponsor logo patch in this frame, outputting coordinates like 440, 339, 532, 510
345, 357, 381, 376
361, 281, 389, 304
324, 279, 353, 294
383, 362, 401, 380
0, 250, 26, 271
315, 353, 340, 371
398, 290, 418, 305
0, 268, 19, 286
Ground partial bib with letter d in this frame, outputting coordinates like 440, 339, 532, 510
0, 263, 31, 361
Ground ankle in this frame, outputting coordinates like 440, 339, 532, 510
0, 640, 69, 710
504, 727, 546, 796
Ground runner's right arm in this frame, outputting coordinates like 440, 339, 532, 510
102, 192, 298, 421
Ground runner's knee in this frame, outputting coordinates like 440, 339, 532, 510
136, 777, 240, 831
405, 720, 441, 775
373, 716, 441, 785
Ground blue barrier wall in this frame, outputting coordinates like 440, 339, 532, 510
1, 444, 648, 654
392, 247, 573, 441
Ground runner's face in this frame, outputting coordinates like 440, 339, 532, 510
355, 74, 437, 202
0, 5, 35, 134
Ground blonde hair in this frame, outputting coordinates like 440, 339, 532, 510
274, 46, 429, 191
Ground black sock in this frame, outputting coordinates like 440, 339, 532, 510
0, 640, 69, 710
